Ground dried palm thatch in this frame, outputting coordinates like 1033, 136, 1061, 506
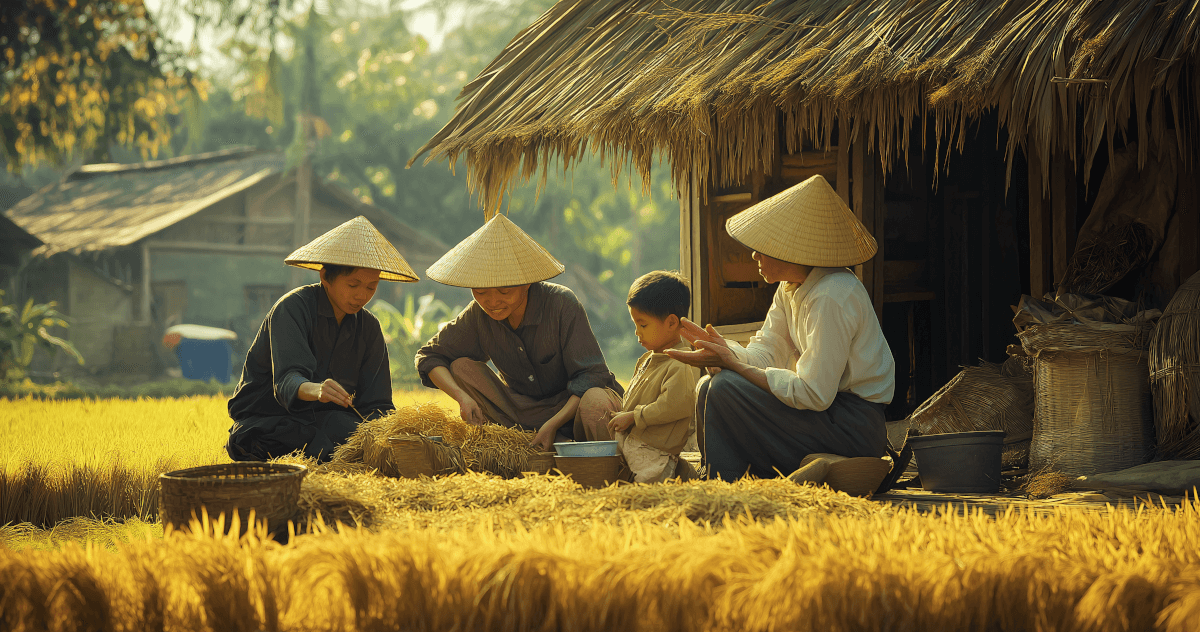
1151, 270, 1200, 459
4, 498, 1200, 632
338, 403, 542, 478
1057, 221, 1158, 296
411, 0, 1200, 213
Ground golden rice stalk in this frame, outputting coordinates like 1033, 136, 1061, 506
4, 498, 1200, 631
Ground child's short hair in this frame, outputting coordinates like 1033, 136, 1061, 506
627, 270, 690, 320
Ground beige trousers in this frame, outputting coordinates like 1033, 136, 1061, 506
449, 358, 621, 441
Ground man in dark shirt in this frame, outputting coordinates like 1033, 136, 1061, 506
226, 216, 418, 462
415, 214, 623, 450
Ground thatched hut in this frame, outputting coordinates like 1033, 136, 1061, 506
412, 0, 1200, 416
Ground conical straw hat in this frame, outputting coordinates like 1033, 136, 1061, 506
285, 215, 418, 282
726, 175, 877, 267
426, 214, 564, 288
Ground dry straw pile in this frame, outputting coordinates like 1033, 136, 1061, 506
4, 498, 1200, 631
281, 456, 880, 533
335, 402, 542, 478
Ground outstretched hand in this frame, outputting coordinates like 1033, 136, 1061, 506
665, 319, 739, 370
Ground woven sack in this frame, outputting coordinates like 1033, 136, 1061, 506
159, 463, 306, 535
1149, 270, 1200, 459
906, 357, 1034, 467
1020, 321, 1155, 477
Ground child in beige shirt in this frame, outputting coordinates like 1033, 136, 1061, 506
606, 271, 701, 482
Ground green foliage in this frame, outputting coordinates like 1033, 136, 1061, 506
371, 294, 463, 385
0, 291, 83, 382
0, 0, 211, 168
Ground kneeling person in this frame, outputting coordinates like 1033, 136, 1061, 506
416, 214, 623, 451
226, 216, 418, 462
607, 271, 701, 483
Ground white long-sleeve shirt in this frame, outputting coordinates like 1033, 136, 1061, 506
729, 267, 895, 411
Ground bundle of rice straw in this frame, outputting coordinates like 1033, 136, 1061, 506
334, 403, 541, 478
1150, 270, 1200, 459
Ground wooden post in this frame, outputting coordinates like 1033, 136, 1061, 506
871, 154, 886, 324
1027, 150, 1053, 298
291, 157, 313, 288
837, 120, 850, 207
852, 129, 866, 283
141, 241, 151, 325
1050, 151, 1078, 287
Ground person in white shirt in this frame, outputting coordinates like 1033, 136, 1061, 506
667, 175, 896, 481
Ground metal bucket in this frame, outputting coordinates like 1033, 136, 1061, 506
909, 430, 1005, 493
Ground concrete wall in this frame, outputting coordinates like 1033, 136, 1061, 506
67, 260, 133, 372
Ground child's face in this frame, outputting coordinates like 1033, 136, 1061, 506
628, 306, 680, 353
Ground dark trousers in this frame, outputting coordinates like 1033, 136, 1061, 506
226, 410, 360, 463
696, 370, 887, 481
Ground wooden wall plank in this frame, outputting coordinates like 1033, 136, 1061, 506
1027, 150, 1053, 297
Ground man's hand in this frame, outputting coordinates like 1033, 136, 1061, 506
530, 424, 559, 451
666, 319, 739, 370
298, 379, 352, 407
457, 394, 486, 426
607, 411, 635, 435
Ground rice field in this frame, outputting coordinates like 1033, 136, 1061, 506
5, 390, 1200, 631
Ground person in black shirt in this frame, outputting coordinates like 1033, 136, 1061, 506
226, 216, 418, 462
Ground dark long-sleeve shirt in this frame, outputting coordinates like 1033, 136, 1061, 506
416, 282, 623, 400
228, 284, 394, 421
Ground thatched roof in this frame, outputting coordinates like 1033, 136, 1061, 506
6, 149, 447, 266
412, 0, 1200, 210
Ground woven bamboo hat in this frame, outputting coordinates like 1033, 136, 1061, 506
726, 175, 877, 267
426, 213, 564, 288
285, 216, 418, 282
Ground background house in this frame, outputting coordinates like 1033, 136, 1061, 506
5, 148, 447, 379
413, 0, 1200, 419
1, 214, 41, 297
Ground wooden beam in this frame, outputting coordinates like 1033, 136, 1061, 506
140, 242, 151, 325
201, 216, 295, 225
1027, 150, 1053, 298
1050, 151, 1078, 287
145, 240, 293, 256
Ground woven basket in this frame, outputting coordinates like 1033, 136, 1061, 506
1150, 270, 1200, 459
907, 358, 1034, 466
524, 452, 557, 474
554, 455, 623, 489
1020, 322, 1155, 477
159, 463, 306, 535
